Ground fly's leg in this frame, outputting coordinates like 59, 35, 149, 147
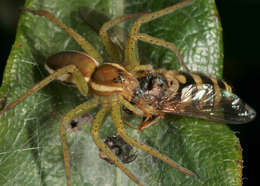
119, 94, 162, 130
123, 120, 139, 130
138, 115, 162, 130
119, 95, 162, 130
23, 8, 103, 63
0, 65, 88, 115
125, 0, 193, 72
90, 97, 143, 186
111, 95, 197, 178
99, 13, 143, 61
60, 96, 99, 186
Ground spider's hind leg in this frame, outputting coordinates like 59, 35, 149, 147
23, 8, 103, 63
111, 95, 197, 178
0, 65, 88, 115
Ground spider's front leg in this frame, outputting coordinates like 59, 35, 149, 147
99, 11, 154, 73
111, 95, 197, 178
59, 96, 99, 186
90, 97, 143, 186
99, 13, 143, 61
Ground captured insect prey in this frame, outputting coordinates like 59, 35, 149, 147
0, 0, 256, 186
130, 69, 256, 130
99, 134, 137, 164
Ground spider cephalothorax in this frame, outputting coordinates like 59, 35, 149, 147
90, 62, 139, 100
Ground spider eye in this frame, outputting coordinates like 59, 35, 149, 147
113, 76, 121, 83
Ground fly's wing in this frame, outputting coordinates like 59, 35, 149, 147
161, 84, 256, 124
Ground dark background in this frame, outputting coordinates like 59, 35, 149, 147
0, 0, 259, 185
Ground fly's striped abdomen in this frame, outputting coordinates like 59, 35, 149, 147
173, 72, 197, 109
159, 70, 255, 124
197, 73, 221, 109
171, 72, 232, 111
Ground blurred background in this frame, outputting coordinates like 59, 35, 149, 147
0, 0, 259, 185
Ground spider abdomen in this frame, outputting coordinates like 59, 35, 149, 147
45, 51, 99, 83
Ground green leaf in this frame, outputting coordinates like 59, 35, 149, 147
0, 0, 242, 186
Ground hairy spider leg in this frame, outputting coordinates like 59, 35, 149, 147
0, 65, 88, 115
90, 97, 143, 186
99, 12, 154, 73
134, 33, 190, 72
23, 9, 103, 63
125, 0, 193, 72
118, 95, 144, 116
99, 13, 143, 61
111, 95, 197, 178
60, 96, 99, 186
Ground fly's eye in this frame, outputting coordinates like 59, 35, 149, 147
147, 79, 154, 90
157, 79, 165, 88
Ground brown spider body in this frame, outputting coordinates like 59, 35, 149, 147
45, 51, 139, 101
